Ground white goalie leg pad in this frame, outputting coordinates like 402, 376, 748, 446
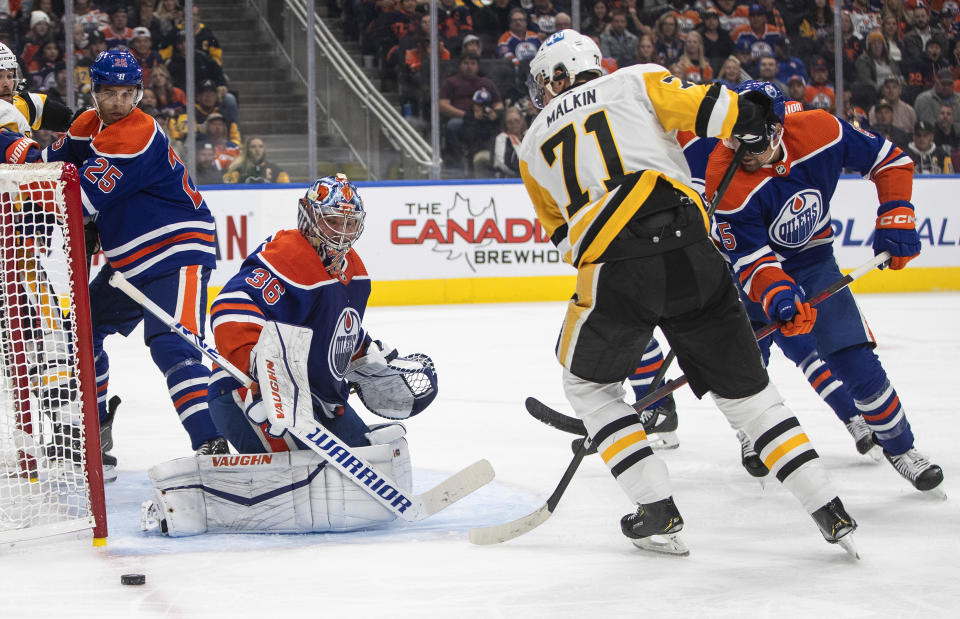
712, 382, 836, 513
563, 369, 671, 505
146, 441, 413, 536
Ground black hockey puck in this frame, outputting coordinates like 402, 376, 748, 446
120, 574, 146, 586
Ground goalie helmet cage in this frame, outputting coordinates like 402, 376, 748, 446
0, 162, 107, 546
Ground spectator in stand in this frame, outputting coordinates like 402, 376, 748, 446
376, 0, 418, 70
43, 63, 68, 103
438, 0, 474, 56
462, 33, 485, 58
392, 12, 450, 120
677, 30, 713, 83
804, 57, 836, 111
622, 0, 649, 37
130, 27, 161, 84
27, 40, 61, 90
636, 34, 658, 66
527, 0, 558, 40
491, 105, 526, 178
902, 3, 948, 64
591, 34, 618, 74
473, 0, 516, 41
906, 120, 950, 173
871, 99, 912, 149
869, 75, 918, 134
659, 0, 701, 36
438, 53, 502, 167
714, 0, 749, 32
73, 0, 108, 38
601, 11, 639, 69
755, 0, 785, 34
841, 11, 865, 64
223, 137, 291, 184
150, 64, 186, 121
842, 89, 871, 129
165, 30, 236, 122
102, 7, 134, 48
139, 87, 161, 121
716, 54, 744, 88
773, 38, 806, 85
732, 4, 782, 59
194, 142, 225, 185
497, 8, 540, 62
933, 103, 960, 152
915, 68, 960, 131
796, 0, 832, 58
583, 1, 611, 39
462, 87, 501, 175
69, 22, 89, 61
155, 0, 183, 48
698, 7, 734, 70
554, 12, 571, 32
936, 2, 960, 38
754, 54, 786, 92
854, 30, 900, 102
86, 30, 107, 61
136, 0, 165, 45
785, 74, 809, 107
881, 14, 904, 64
193, 79, 241, 143
202, 113, 241, 172
881, 0, 913, 32
20, 11, 52, 69
903, 37, 949, 103
653, 12, 684, 67
849, 0, 882, 40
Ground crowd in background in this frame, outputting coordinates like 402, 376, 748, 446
334, 0, 960, 177
2, 0, 288, 184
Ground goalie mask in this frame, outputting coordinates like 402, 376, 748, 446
298, 173, 366, 266
527, 29, 603, 109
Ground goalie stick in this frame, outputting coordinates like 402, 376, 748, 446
470, 250, 890, 545
108, 272, 494, 523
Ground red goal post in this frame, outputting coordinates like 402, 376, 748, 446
0, 162, 107, 545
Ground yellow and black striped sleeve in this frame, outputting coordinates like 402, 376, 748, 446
641, 70, 740, 139
519, 159, 567, 249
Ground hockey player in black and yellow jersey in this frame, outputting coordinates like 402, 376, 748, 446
519, 30, 858, 557
0, 43, 74, 135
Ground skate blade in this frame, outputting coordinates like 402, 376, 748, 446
836, 533, 860, 560
924, 486, 948, 500
649, 431, 679, 450
864, 446, 883, 463
630, 533, 689, 556
103, 465, 118, 484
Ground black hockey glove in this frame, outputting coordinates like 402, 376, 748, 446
732, 91, 779, 155
84, 220, 101, 256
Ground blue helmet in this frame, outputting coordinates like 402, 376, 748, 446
734, 80, 786, 123
90, 49, 142, 87
298, 173, 366, 260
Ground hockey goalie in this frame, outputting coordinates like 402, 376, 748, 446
141, 174, 440, 536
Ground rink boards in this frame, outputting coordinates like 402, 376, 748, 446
99, 177, 960, 306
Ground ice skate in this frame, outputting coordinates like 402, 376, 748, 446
638, 393, 679, 450
811, 496, 859, 559
620, 497, 689, 556
736, 430, 768, 484
99, 396, 121, 483
196, 436, 230, 456
844, 415, 881, 462
884, 447, 945, 497
101, 452, 118, 483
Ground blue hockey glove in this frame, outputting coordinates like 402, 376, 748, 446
760, 278, 816, 336
874, 200, 920, 270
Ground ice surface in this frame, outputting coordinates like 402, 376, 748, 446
1, 293, 958, 618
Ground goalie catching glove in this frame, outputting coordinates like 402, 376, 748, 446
347, 340, 438, 419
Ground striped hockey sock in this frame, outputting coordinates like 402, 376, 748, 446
627, 338, 668, 409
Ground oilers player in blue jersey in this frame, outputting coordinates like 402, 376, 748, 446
706, 81, 944, 494
42, 50, 228, 481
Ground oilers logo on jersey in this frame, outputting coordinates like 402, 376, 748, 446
329, 308, 362, 380
770, 189, 824, 248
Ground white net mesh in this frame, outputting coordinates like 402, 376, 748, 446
0, 163, 97, 543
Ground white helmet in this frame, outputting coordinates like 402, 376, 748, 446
527, 30, 602, 109
0, 43, 21, 84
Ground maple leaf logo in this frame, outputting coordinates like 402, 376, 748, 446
430, 192, 497, 272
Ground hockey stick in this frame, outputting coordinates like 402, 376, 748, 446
526, 250, 893, 436
470, 252, 892, 545
108, 272, 495, 523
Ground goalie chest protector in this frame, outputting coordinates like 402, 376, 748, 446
210, 230, 371, 406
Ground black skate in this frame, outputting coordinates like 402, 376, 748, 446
736, 430, 769, 478
101, 452, 118, 483
844, 415, 881, 461
196, 437, 230, 456
100, 396, 121, 483
620, 497, 688, 556
638, 393, 679, 449
884, 447, 945, 495
811, 496, 859, 558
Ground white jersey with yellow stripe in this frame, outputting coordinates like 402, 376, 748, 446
0, 98, 31, 134
518, 64, 740, 267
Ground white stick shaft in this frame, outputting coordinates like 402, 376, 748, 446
108, 272, 252, 387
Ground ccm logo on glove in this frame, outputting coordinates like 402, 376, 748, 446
877, 211, 915, 228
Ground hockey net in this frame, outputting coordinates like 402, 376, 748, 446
0, 162, 107, 545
